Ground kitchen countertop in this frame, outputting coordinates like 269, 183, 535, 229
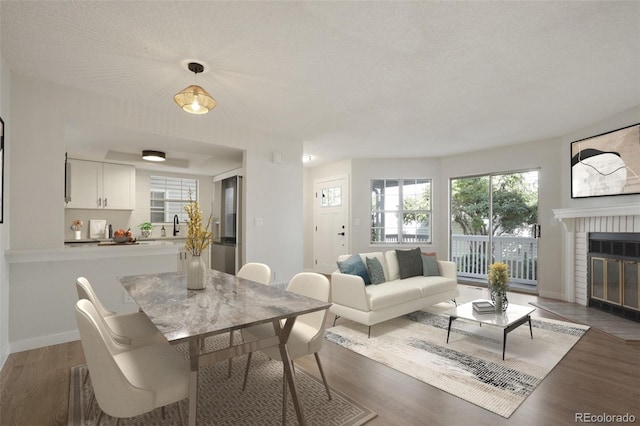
7, 240, 182, 264
6, 236, 192, 264
64, 236, 187, 244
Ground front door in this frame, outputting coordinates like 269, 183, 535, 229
314, 176, 349, 274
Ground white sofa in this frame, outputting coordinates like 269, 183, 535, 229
330, 250, 459, 336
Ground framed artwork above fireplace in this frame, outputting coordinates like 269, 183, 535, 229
571, 123, 640, 199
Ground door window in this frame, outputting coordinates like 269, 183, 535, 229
321, 186, 342, 207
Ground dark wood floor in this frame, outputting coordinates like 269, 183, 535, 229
1, 286, 639, 425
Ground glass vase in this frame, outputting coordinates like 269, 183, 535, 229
187, 255, 207, 290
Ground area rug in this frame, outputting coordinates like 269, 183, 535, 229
325, 311, 589, 418
68, 343, 376, 425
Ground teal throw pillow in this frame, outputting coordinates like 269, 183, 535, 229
366, 257, 386, 284
421, 253, 440, 276
396, 247, 423, 279
337, 254, 371, 285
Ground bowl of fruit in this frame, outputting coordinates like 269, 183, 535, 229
112, 228, 133, 243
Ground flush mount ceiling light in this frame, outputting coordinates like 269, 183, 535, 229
142, 150, 166, 162
173, 62, 217, 114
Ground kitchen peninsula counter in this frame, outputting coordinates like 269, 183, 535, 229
7, 239, 182, 352
63, 236, 187, 244
6, 240, 180, 264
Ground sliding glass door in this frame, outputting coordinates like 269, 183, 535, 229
450, 170, 539, 290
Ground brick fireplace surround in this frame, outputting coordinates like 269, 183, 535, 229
554, 204, 640, 310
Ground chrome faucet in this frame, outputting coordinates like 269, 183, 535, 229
173, 214, 180, 236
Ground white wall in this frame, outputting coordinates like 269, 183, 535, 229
303, 107, 640, 302
351, 158, 444, 255
243, 144, 303, 285
304, 140, 565, 299
9, 73, 302, 255
0, 54, 11, 368
5, 74, 304, 352
440, 138, 564, 299
10, 76, 65, 250
303, 157, 445, 270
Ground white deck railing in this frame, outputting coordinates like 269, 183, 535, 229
451, 234, 538, 286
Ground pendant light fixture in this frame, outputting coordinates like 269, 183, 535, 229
142, 150, 166, 162
174, 62, 216, 114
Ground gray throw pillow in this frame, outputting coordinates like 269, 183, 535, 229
366, 257, 386, 284
337, 254, 371, 285
421, 253, 440, 276
395, 248, 423, 279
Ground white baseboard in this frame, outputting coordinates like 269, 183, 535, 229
10, 330, 79, 354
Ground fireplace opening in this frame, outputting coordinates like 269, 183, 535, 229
588, 232, 640, 322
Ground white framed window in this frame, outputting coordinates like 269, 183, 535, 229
370, 178, 432, 244
150, 176, 198, 223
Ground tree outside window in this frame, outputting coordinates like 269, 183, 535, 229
371, 179, 432, 244
451, 174, 537, 237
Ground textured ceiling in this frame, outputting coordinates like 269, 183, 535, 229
1, 1, 639, 169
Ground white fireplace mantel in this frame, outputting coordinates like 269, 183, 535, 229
553, 203, 640, 220
553, 202, 640, 306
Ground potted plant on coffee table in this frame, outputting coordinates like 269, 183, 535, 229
488, 261, 509, 312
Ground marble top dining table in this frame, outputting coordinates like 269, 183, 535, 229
118, 270, 331, 426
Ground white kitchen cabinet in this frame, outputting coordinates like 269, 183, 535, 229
102, 163, 135, 209
66, 159, 135, 210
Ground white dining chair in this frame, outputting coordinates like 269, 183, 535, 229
75, 299, 189, 425
224, 263, 273, 375
241, 272, 332, 403
76, 277, 167, 419
237, 262, 272, 286
76, 277, 164, 347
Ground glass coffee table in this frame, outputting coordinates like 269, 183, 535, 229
445, 300, 535, 360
